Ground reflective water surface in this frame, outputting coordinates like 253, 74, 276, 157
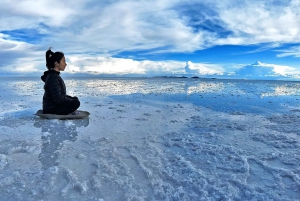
0, 77, 300, 200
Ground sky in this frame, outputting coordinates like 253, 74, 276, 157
0, 0, 300, 79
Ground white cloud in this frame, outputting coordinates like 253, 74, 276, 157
245, 43, 281, 54
185, 61, 223, 75
0, 33, 43, 72
209, 0, 300, 45
234, 61, 298, 78
0, 0, 76, 29
276, 46, 300, 58
48, 0, 211, 54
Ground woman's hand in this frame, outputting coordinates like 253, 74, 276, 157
67, 95, 78, 100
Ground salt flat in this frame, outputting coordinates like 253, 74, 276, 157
0, 77, 299, 201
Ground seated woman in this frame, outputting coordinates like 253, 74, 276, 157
41, 48, 80, 115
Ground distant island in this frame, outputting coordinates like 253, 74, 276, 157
151, 76, 221, 79
153, 76, 188, 78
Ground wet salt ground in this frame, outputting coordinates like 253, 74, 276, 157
0, 77, 300, 200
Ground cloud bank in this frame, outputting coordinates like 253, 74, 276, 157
233, 61, 299, 79
64, 59, 300, 80
66, 56, 224, 77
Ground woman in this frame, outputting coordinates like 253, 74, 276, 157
41, 48, 80, 115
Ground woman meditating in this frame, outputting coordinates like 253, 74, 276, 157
41, 48, 80, 115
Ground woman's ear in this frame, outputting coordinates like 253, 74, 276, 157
54, 61, 58, 67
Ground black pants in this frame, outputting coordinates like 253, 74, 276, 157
43, 99, 80, 115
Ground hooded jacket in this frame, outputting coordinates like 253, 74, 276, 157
41, 70, 74, 113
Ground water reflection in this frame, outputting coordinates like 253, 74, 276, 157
261, 85, 300, 97
0, 77, 42, 96
186, 82, 225, 94
34, 118, 89, 170
2, 77, 300, 100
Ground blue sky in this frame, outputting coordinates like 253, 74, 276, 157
0, 0, 300, 79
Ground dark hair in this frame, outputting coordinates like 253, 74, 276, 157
45, 47, 64, 69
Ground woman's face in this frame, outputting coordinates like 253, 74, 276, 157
55, 56, 67, 72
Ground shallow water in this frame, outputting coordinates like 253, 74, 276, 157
0, 77, 300, 200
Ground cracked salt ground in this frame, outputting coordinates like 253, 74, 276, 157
0, 77, 300, 200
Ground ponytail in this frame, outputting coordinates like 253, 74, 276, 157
45, 47, 65, 69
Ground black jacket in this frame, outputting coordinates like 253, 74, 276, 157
41, 70, 74, 112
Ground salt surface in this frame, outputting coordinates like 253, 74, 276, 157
0, 77, 299, 200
